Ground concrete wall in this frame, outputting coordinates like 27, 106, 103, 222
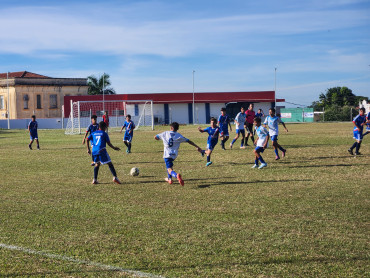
0, 118, 66, 129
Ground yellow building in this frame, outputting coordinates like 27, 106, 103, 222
0, 71, 88, 119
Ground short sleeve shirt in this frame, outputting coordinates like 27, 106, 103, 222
156, 131, 189, 159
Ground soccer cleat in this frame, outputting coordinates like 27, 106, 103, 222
251, 164, 258, 168
37, 147, 40, 150
201, 150, 205, 157
206, 161, 213, 167
355, 152, 362, 156
348, 149, 354, 155
91, 162, 95, 166
275, 156, 280, 160
258, 163, 267, 169
92, 179, 99, 184
113, 177, 122, 184
222, 146, 226, 150
282, 149, 286, 158
28, 145, 32, 150
229, 143, 233, 149
177, 173, 184, 186
240, 146, 246, 149
165, 178, 173, 184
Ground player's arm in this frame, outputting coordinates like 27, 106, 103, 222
120, 125, 125, 133
187, 139, 203, 153
281, 121, 288, 132
198, 127, 205, 133
82, 130, 89, 144
107, 141, 120, 151
263, 134, 270, 149
154, 135, 160, 140
228, 121, 232, 131
86, 138, 91, 154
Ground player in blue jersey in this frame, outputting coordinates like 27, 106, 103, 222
86, 121, 121, 184
120, 114, 135, 153
363, 111, 370, 137
263, 108, 288, 160
255, 109, 265, 118
198, 117, 220, 166
28, 115, 40, 150
252, 117, 269, 169
218, 108, 232, 150
155, 122, 203, 186
348, 108, 366, 155
82, 115, 99, 145
230, 107, 246, 149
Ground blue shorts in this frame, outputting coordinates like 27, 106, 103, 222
123, 132, 133, 143
353, 131, 363, 141
92, 149, 111, 165
255, 146, 265, 153
236, 129, 245, 136
164, 158, 174, 169
30, 133, 38, 140
207, 141, 217, 151
366, 125, 370, 131
271, 135, 278, 141
221, 130, 229, 137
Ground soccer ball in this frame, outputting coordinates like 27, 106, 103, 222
130, 167, 139, 176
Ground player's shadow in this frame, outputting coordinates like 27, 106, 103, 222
1, 269, 133, 277
287, 164, 356, 168
196, 179, 312, 188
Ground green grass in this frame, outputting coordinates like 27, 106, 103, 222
0, 123, 369, 277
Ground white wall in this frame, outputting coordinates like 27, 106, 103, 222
169, 103, 189, 124
0, 118, 65, 129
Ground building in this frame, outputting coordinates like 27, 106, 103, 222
0, 71, 88, 119
64, 91, 285, 125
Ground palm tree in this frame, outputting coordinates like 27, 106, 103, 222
87, 73, 116, 95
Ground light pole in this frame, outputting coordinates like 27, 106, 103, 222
192, 70, 195, 124
7, 72, 10, 129
274, 67, 277, 109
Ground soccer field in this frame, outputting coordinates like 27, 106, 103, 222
0, 123, 369, 277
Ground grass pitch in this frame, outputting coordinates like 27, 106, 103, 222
0, 123, 369, 277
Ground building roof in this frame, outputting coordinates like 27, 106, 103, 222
0, 71, 50, 79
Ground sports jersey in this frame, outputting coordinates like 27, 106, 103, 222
122, 120, 135, 133
255, 113, 263, 118
156, 131, 189, 159
245, 109, 256, 124
28, 120, 38, 133
255, 126, 269, 147
235, 112, 246, 130
87, 130, 110, 155
86, 123, 99, 134
264, 115, 282, 136
366, 112, 370, 130
218, 115, 230, 132
203, 126, 220, 146
352, 114, 366, 133
103, 115, 109, 126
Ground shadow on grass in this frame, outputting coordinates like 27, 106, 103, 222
196, 179, 312, 188
1, 268, 141, 277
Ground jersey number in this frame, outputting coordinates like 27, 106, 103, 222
95, 135, 101, 145
168, 138, 174, 147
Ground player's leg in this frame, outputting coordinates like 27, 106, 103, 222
255, 147, 267, 169
355, 138, 362, 155
206, 148, 213, 166
240, 130, 246, 148
252, 149, 259, 168
29, 138, 34, 149
107, 162, 121, 184
93, 162, 100, 184
35, 139, 40, 150
349, 132, 360, 155
275, 141, 286, 157
348, 141, 357, 155
230, 130, 240, 148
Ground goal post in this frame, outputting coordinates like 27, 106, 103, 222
65, 100, 154, 135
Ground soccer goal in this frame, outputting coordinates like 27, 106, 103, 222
65, 100, 154, 135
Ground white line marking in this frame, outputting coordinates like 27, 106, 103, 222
0, 243, 165, 278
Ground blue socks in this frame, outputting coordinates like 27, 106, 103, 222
207, 156, 211, 162
108, 163, 117, 177
170, 171, 177, 178
94, 165, 100, 180
355, 142, 361, 153
258, 156, 265, 164
231, 139, 236, 145
274, 149, 279, 156
255, 159, 259, 165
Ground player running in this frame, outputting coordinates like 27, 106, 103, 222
28, 115, 40, 150
155, 122, 203, 186
120, 114, 135, 153
252, 117, 269, 169
263, 108, 288, 160
230, 107, 246, 149
86, 121, 121, 184
348, 108, 366, 155
218, 108, 232, 150
244, 103, 256, 147
198, 117, 220, 166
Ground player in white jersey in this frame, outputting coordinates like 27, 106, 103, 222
252, 117, 269, 169
230, 107, 246, 149
155, 122, 203, 186
263, 108, 288, 160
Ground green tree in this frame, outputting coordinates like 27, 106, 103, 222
87, 73, 116, 95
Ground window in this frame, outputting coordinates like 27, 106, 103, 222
50, 94, 57, 108
37, 95, 42, 109
0, 95, 4, 109
23, 95, 29, 109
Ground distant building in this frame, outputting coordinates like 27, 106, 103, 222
359, 99, 370, 113
0, 71, 88, 119
64, 91, 285, 125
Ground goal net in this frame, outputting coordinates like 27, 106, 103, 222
65, 100, 154, 135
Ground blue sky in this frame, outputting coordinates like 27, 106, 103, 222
0, 0, 369, 106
